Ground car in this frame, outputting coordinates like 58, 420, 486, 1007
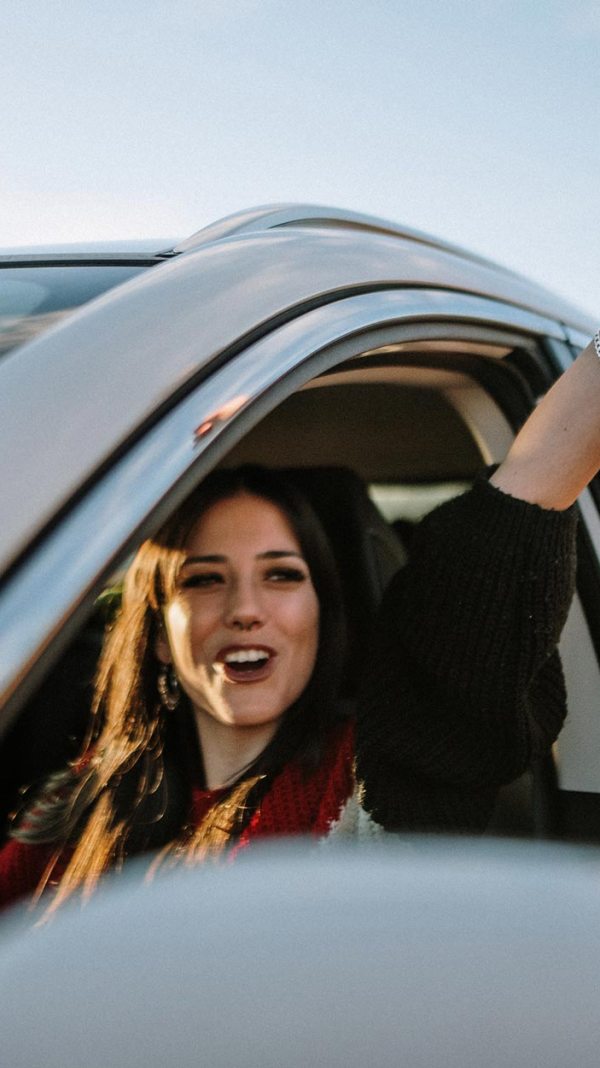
2, 202, 600, 1065
1, 202, 599, 843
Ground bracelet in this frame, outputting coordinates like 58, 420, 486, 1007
595, 329, 600, 359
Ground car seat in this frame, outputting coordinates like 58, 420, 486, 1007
282, 466, 408, 694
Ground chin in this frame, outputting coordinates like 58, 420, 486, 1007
227, 710, 283, 730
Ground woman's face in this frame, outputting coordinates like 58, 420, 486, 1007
156, 492, 320, 732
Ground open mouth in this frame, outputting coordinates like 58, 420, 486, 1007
219, 646, 275, 683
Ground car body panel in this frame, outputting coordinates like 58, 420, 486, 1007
2, 843, 600, 1068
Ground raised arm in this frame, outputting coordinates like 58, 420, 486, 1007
356, 332, 600, 833
491, 332, 600, 509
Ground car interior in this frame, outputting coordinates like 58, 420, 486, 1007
3, 333, 600, 846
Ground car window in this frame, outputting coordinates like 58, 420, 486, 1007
0, 264, 150, 358
369, 481, 470, 523
3, 329, 600, 857
0, 350, 519, 835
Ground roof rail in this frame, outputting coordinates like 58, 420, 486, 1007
161, 203, 508, 274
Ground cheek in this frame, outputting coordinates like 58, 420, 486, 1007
287, 593, 320, 668
164, 599, 215, 666
284, 598, 320, 707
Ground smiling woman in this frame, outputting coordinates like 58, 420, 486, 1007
0, 468, 574, 910
0, 467, 350, 910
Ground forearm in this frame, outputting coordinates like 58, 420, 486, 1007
491, 333, 600, 510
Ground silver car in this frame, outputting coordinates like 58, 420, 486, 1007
1, 205, 600, 1066
1, 202, 598, 835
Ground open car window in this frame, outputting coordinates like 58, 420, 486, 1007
5, 323, 600, 848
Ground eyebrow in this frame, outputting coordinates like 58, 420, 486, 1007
182, 550, 305, 565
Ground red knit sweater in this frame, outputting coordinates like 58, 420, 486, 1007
0, 720, 356, 912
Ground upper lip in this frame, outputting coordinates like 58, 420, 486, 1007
215, 644, 276, 663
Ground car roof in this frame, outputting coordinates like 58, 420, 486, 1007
0, 204, 595, 577
0, 238, 174, 261
171, 202, 511, 266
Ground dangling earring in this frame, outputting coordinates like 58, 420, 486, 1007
158, 664, 180, 711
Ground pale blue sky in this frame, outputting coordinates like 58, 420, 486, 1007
2, 0, 599, 317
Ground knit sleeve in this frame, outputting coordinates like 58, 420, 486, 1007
355, 476, 578, 832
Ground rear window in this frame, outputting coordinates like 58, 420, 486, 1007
0, 264, 150, 358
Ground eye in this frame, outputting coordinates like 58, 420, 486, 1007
265, 567, 307, 584
180, 571, 225, 589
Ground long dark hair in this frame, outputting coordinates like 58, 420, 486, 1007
15, 466, 346, 908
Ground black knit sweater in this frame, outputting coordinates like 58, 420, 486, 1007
356, 476, 578, 833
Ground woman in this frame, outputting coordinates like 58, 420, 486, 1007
2, 330, 600, 912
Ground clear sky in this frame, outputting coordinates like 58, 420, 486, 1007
2, 0, 599, 318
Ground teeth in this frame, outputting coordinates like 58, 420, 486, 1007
224, 649, 269, 664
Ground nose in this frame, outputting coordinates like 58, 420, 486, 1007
224, 577, 265, 633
